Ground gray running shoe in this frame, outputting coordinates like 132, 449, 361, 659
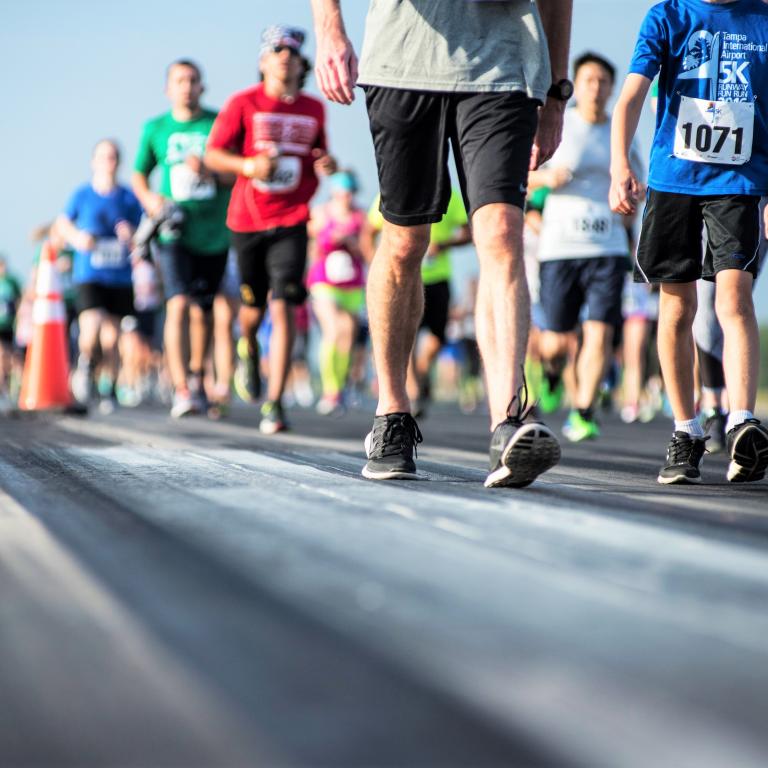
485, 376, 561, 488
726, 419, 768, 483
362, 412, 423, 480
170, 388, 199, 419
260, 399, 288, 434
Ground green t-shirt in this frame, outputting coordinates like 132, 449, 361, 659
368, 189, 468, 285
0, 273, 22, 331
134, 109, 230, 254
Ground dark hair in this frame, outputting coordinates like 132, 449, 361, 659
93, 138, 121, 164
167, 58, 203, 82
573, 51, 616, 83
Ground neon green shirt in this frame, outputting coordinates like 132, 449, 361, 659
368, 189, 468, 285
134, 109, 230, 254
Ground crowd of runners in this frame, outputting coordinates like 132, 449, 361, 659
1, 0, 767, 488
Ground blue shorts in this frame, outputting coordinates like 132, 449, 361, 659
539, 255, 628, 333
154, 241, 228, 311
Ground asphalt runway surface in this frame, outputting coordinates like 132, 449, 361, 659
1, 400, 767, 767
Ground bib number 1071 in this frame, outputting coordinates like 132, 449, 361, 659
679, 122, 744, 156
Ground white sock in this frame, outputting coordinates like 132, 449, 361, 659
726, 410, 754, 433
674, 418, 705, 437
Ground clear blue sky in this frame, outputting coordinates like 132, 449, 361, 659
2, 0, 766, 318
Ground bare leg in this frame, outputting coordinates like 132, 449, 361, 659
213, 295, 237, 397
99, 315, 121, 383
657, 283, 698, 421
189, 303, 212, 375
715, 270, 759, 413
266, 298, 294, 403
622, 316, 648, 409
367, 222, 429, 415
574, 320, 613, 410
164, 295, 189, 391
472, 203, 529, 429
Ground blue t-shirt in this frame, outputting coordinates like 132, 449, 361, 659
630, 0, 768, 195
63, 183, 142, 285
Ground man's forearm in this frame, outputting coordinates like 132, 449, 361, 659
537, 0, 573, 82
204, 148, 247, 176
131, 172, 157, 210
611, 76, 650, 172
311, 0, 346, 38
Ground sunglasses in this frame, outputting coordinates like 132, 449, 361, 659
272, 44, 301, 56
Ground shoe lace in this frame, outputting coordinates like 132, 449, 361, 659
504, 367, 536, 425
377, 413, 424, 458
668, 433, 708, 464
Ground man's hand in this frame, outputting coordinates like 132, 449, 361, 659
312, 149, 337, 176
144, 191, 166, 218
243, 153, 277, 182
314, 29, 358, 104
73, 230, 96, 252
115, 220, 135, 244
609, 165, 645, 215
185, 154, 211, 178
530, 99, 565, 171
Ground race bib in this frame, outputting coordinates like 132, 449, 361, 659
91, 238, 126, 270
325, 249, 357, 284
674, 96, 754, 166
567, 201, 613, 243
253, 155, 301, 194
170, 162, 216, 202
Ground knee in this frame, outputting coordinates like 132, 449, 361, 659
661, 290, 697, 328
380, 224, 429, 270
473, 204, 524, 265
715, 285, 753, 322
166, 295, 188, 320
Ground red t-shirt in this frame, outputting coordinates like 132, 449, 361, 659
207, 83, 327, 232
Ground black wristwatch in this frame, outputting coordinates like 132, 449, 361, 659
547, 79, 574, 102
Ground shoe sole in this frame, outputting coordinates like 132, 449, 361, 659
170, 404, 200, 419
260, 421, 288, 435
361, 465, 425, 481
657, 472, 702, 485
727, 425, 768, 483
484, 423, 561, 489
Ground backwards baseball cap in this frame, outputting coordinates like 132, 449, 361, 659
260, 25, 306, 58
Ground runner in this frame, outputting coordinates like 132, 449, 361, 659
529, 51, 641, 443
311, 0, 571, 486
611, 0, 768, 484
205, 25, 336, 434
366, 188, 471, 419
56, 139, 142, 412
307, 170, 370, 416
0, 255, 22, 406
132, 59, 232, 418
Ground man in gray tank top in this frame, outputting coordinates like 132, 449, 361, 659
311, 0, 573, 489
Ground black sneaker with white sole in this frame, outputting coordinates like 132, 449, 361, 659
657, 432, 708, 485
362, 412, 423, 480
726, 418, 768, 483
484, 378, 561, 489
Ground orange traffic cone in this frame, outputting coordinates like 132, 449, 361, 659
18, 240, 73, 411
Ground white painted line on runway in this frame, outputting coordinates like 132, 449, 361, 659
386, 504, 419, 520
432, 517, 484, 541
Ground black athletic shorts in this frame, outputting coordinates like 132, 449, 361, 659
539, 256, 628, 333
636, 190, 761, 283
364, 87, 540, 225
0, 328, 13, 346
76, 282, 134, 317
154, 242, 228, 311
421, 280, 451, 343
230, 225, 308, 308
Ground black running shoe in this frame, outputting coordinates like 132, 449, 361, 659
362, 412, 424, 480
657, 432, 708, 485
702, 408, 727, 453
726, 418, 768, 483
484, 377, 561, 489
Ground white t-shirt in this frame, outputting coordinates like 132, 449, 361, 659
538, 109, 644, 262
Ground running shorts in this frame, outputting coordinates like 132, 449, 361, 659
154, 242, 228, 311
310, 283, 366, 315
421, 280, 451, 343
636, 190, 761, 283
76, 282, 134, 318
231, 225, 308, 308
539, 256, 628, 333
364, 87, 539, 225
